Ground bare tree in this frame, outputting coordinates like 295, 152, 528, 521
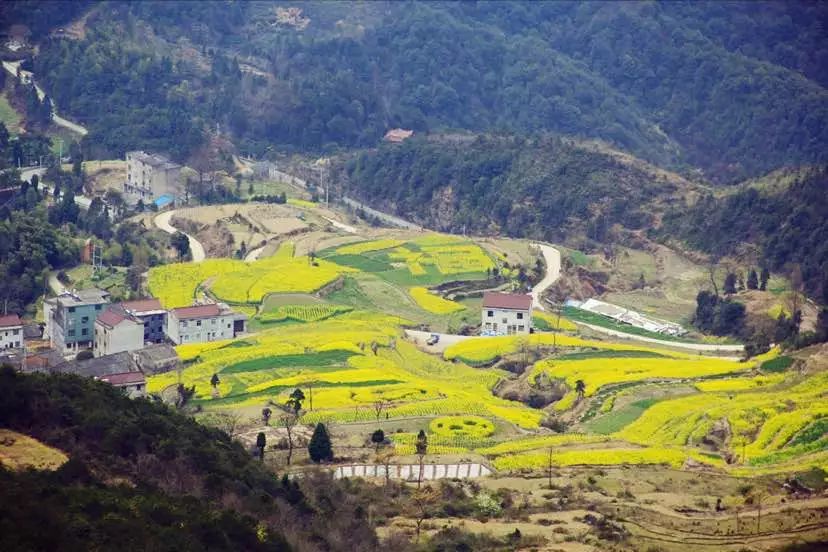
373, 399, 389, 423
410, 485, 441, 543
415, 429, 428, 489
280, 412, 299, 466
200, 411, 243, 436
377, 447, 395, 490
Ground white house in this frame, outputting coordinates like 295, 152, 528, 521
123, 150, 182, 206
0, 314, 23, 349
481, 292, 533, 336
94, 308, 145, 357
166, 303, 247, 345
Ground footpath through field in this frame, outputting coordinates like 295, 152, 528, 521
530, 243, 561, 310
153, 210, 206, 262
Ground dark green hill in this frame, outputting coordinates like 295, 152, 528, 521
10, 1, 826, 179
0, 367, 378, 551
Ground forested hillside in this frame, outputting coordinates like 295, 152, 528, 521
0, 367, 378, 551
7, 1, 826, 179
341, 134, 700, 242
662, 168, 828, 299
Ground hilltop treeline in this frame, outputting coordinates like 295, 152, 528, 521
0, 367, 379, 551
342, 134, 684, 242
663, 168, 828, 299
13, 1, 828, 178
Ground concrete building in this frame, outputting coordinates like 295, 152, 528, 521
53, 352, 146, 399
119, 298, 168, 343
94, 308, 144, 357
481, 292, 533, 336
166, 303, 247, 345
44, 289, 111, 354
132, 343, 179, 376
0, 314, 23, 349
123, 150, 182, 206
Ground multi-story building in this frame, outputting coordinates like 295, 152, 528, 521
44, 289, 111, 354
166, 303, 247, 345
94, 308, 144, 357
0, 314, 23, 349
119, 298, 168, 343
481, 292, 533, 336
123, 150, 182, 206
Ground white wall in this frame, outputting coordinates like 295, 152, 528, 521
481, 308, 530, 335
167, 314, 235, 345
94, 321, 145, 357
0, 326, 23, 349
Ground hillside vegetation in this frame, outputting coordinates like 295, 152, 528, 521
12, 1, 827, 179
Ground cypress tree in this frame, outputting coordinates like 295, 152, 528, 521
308, 423, 333, 463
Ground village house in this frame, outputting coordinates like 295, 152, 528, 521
119, 298, 168, 343
94, 308, 144, 357
0, 314, 23, 349
481, 292, 533, 336
123, 150, 182, 207
165, 303, 247, 345
132, 343, 179, 376
44, 289, 111, 354
53, 351, 147, 399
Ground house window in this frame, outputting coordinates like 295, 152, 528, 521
12, 329, 19, 335
81, 328, 88, 336
68, 329, 75, 337
95, 305, 102, 310
518, 325, 525, 332
502, 318, 507, 324
68, 307, 75, 313
196, 320, 202, 327
517, 312, 524, 320
487, 310, 493, 317
81, 316, 89, 323
181, 321, 188, 327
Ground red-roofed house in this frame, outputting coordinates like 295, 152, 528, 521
481, 292, 533, 336
0, 314, 23, 349
120, 298, 167, 343
94, 308, 144, 357
166, 303, 247, 345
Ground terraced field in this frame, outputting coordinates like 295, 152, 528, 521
145, 231, 826, 490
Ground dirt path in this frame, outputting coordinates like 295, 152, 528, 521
405, 329, 477, 353
47, 271, 65, 295
531, 243, 561, 310
341, 196, 422, 230
153, 210, 206, 262
575, 321, 745, 353
322, 216, 357, 234
244, 246, 265, 262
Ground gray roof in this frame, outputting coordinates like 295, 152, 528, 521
133, 344, 179, 375
128, 150, 181, 170
54, 351, 140, 378
48, 288, 110, 308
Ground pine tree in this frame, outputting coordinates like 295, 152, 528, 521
747, 269, 758, 290
724, 272, 737, 295
759, 268, 770, 291
308, 423, 333, 463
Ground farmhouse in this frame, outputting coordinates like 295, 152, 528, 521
44, 289, 111, 354
481, 292, 533, 336
123, 150, 182, 206
132, 343, 179, 375
0, 314, 23, 349
119, 298, 168, 343
166, 303, 247, 345
94, 308, 144, 357
53, 351, 147, 399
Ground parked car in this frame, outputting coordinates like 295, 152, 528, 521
426, 334, 440, 346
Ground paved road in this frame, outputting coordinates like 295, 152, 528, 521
574, 321, 744, 353
2, 60, 88, 136
47, 271, 66, 295
154, 210, 206, 262
245, 246, 265, 262
342, 196, 421, 230
20, 166, 46, 183
531, 243, 561, 311
405, 329, 476, 353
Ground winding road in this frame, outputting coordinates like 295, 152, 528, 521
1, 60, 88, 136
530, 243, 561, 311
153, 210, 206, 262
573, 321, 744, 353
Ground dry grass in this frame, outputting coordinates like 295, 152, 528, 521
0, 429, 68, 471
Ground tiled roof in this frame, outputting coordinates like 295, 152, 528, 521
482, 292, 533, 311
0, 314, 22, 327
96, 309, 134, 328
172, 304, 221, 320
120, 298, 164, 313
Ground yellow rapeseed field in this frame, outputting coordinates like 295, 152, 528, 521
409, 287, 464, 314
